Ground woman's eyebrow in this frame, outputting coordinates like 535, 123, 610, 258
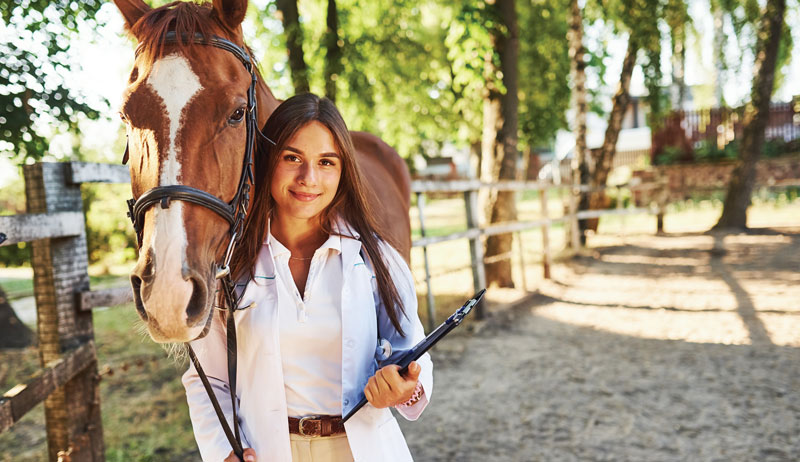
321, 152, 340, 158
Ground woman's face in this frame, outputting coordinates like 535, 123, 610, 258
270, 121, 342, 225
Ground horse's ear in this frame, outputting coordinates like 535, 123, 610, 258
212, 0, 248, 31
113, 0, 152, 33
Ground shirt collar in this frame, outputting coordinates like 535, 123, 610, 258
266, 218, 343, 258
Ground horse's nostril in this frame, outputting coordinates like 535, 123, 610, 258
185, 277, 208, 325
130, 275, 148, 321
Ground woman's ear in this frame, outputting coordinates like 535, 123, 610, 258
212, 0, 248, 31
113, 0, 152, 33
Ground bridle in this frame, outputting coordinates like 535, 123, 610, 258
124, 32, 264, 461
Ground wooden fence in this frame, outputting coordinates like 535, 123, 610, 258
0, 162, 131, 462
410, 179, 659, 331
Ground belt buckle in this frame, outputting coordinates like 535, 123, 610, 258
298, 416, 319, 437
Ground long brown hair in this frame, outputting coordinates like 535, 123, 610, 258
230, 93, 407, 335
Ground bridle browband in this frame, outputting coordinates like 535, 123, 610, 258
124, 32, 270, 461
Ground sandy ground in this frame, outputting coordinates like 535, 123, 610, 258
398, 229, 800, 462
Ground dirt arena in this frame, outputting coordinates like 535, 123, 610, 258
399, 229, 800, 462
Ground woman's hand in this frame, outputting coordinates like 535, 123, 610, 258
224, 448, 256, 462
363, 361, 422, 409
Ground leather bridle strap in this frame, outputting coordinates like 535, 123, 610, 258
125, 32, 259, 461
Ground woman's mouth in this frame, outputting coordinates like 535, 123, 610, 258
289, 190, 320, 202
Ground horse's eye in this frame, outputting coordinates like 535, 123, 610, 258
229, 106, 246, 124
119, 112, 128, 123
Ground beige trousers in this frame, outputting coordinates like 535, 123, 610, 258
289, 433, 354, 462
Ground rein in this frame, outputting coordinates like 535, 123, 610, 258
124, 32, 265, 461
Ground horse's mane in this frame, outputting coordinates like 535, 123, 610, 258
128, 1, 224, 66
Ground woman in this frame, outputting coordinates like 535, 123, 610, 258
182, 93, 433, 462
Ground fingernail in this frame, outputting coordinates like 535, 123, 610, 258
245, 455, 254, 461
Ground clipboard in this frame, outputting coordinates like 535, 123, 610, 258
342, 288, 485, 423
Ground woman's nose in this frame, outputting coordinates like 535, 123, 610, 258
298, 163, 318, 185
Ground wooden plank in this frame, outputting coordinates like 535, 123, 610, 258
0, 212, 84, 246
0, 342, 96, 435
575, 207, 651, 221
79, 286, 134, 311
412, 228, 482, 247
411, 179, 554, 193
67, 162, 130, 184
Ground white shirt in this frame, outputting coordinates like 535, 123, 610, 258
269, 230, 344, 417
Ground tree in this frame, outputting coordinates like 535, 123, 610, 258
713, 0, 787, 230
1, 0, 105, 348
0, 0, 103, 163
582, 0, 666, 232
568, 0, 590, 243
323, 0, 342, 102
275, 0, 310, 93
479, 0, 519, 288
0, 284, 33, 348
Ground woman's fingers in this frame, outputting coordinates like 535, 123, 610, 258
223, 448, 256, 462
362, 364, 423, 408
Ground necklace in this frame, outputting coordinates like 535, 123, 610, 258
289, 255, 313, 261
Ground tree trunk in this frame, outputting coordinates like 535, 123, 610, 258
0, 284, 34, 348
713, 7, 726, 108
276, 0, 310, 94
481, 0, 519, 288
324, 0, 342, 102
585, 36, 637, 232
568, 0, 590, 245
713, 0, 786, 230
671, 23, 687, 110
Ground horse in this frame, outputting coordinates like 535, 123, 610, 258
114, 0, 411, 344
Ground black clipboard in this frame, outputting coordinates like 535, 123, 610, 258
342, 288, 485, 423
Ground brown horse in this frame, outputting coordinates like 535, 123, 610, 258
114, 0, 411, 343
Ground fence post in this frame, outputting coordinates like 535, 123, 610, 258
415, 192, 437, 332
539, 188, 552, 279
463, 189, 486, 319
568, 185, 581, 251
617, 185, 625, 236
24, 163, 104, 461
515, 231, 528, 291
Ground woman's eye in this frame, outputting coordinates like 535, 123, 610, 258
283, 154, 300, 163
320, 159, 336, 166
228, 106, 246, 124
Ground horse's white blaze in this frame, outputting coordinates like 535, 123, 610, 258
141, 54, 203, 332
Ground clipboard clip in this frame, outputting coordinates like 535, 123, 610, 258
448, 288, 485, 325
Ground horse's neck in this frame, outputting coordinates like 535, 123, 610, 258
256, 73, 281, 126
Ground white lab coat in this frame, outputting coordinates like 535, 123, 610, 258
182, 226, 433, 462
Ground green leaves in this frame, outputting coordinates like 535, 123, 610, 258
1, 0, 105, 162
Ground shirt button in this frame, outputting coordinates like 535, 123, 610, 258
344, 399, 349, 406
346, 339, 355, 348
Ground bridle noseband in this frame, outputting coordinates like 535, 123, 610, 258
123, 32, 266, 460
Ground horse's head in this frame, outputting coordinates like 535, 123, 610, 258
115, 0, 273, 342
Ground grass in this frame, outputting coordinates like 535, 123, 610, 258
0, 306, 199, 462
1, 198, 798, 460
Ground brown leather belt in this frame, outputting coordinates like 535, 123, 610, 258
289, 415, 346, 437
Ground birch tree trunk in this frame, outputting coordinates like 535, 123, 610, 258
276, 0, 310, 94
586, 36, 637, 232
713, 0, 786, 230
568, 0, 590, 245
482, 0, 519, 288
